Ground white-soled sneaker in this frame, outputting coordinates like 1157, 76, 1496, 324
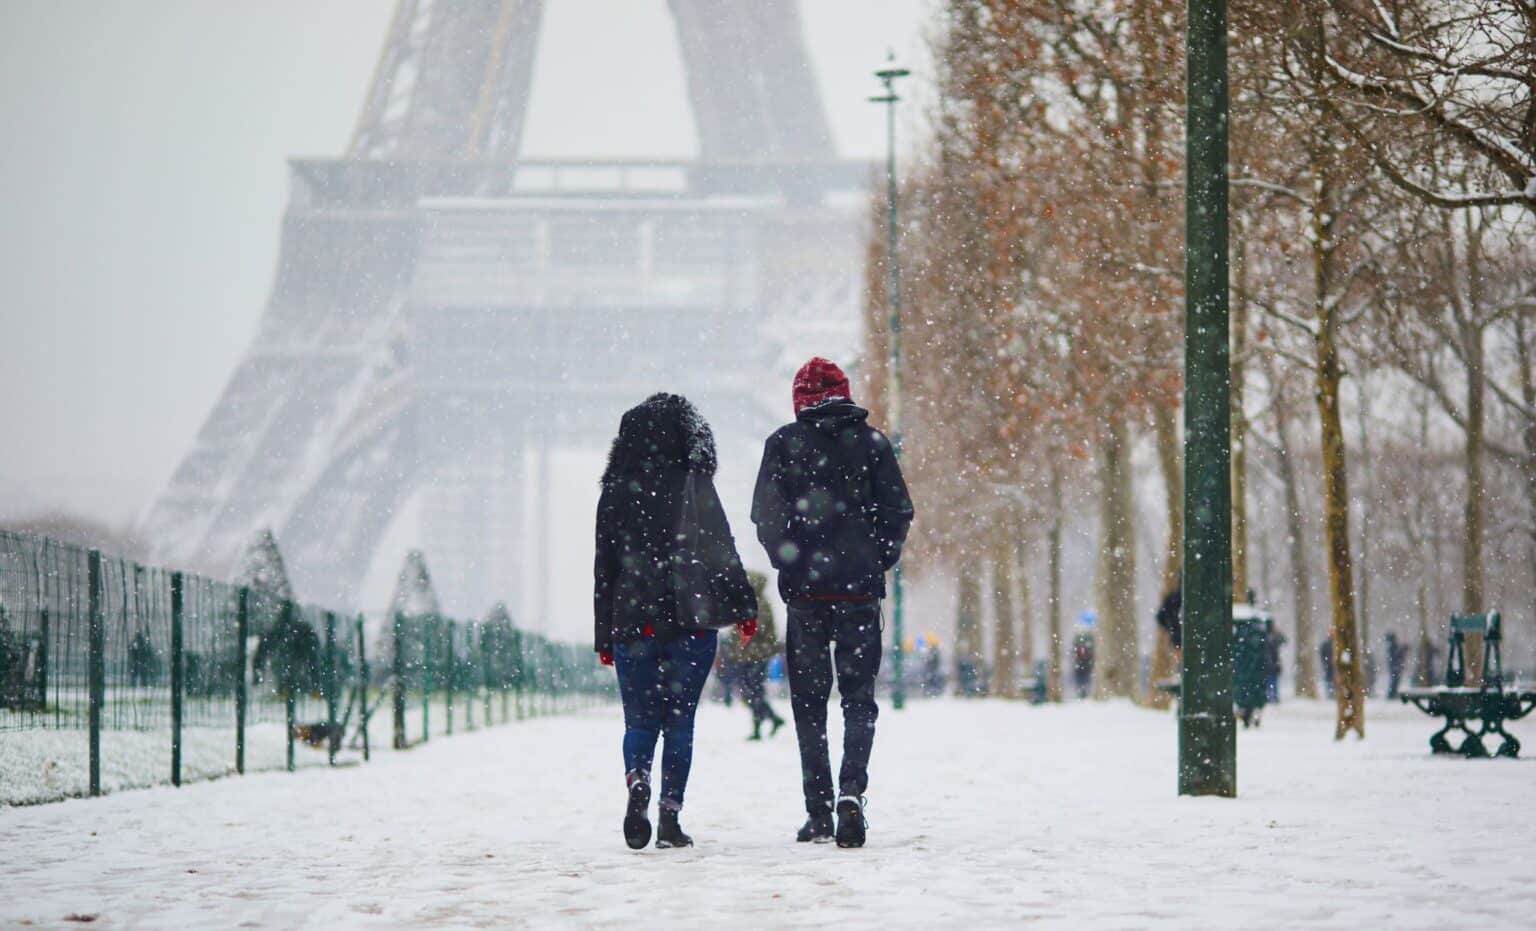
835, 795, 867, 848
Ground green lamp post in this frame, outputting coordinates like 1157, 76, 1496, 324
871, 53, 911, 710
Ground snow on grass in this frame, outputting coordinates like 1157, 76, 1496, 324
2, 697, 1532, 929
1, 691, 587, 806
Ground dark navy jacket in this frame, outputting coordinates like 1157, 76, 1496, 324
750, 399, 914, 604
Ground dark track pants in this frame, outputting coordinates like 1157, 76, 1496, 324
786, 600, 882, 814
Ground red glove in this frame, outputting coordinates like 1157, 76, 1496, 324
737, 618, 758, 641
599, 649, 614, 667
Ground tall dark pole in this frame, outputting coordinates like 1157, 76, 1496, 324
871, 55, 910, 710
1180, 0, 1236, 797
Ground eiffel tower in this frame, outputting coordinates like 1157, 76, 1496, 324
140, 0, 869, 619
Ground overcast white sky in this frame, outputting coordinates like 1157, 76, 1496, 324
0, 0, 932, 530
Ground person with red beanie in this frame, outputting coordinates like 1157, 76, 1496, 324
751, 357, 914, 848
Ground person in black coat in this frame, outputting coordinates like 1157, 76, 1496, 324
751, 357, 913, 848
1155, 586, 1182, 650
594, 393, 757, 850
1385, 631, 1410, 699
1319, 635, 1335, 697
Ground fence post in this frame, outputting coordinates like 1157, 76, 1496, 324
87, 550, 104, 798
521, 639, 532, 720
356, 614, 370, 762
514, 633, 524, 722
170, 571, 184, 787
36, 607, 49, 712
325, 610, 338, 766
392, 612, 406, 750
283, 601, 296, 773
421, 616, 432, 743
482, 626, 493, 727
445, 620, 455, 737
465, 622, 474, 732
235, 587, 248, 775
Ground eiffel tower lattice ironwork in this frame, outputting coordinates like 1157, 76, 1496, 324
140, 0, 869, 620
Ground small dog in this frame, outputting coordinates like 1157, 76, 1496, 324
291, 722, 345, 748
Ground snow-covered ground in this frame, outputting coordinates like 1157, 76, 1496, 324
3, 697, 1532, 929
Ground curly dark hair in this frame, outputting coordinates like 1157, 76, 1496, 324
600, 393, 717, 486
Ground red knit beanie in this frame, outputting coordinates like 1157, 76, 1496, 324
793, 357, 851, 414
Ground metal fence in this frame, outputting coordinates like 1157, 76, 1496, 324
0, 531, 609, 805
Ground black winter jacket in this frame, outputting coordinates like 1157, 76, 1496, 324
751, 399, 914, 603
593, 394, 756, 654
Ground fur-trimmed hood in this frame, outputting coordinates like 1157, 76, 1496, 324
601, 393, 717, 485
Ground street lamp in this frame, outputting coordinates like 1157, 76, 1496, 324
1180, 0, 1236, 797
871, 53, 910, 710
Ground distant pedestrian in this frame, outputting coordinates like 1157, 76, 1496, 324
1155, 586, 1182, 650
922, 641, 945, 697
731, 571, 786, 741
594, 393, 758, 850
1385, 632, 1410, 699
1265, 623, 1286, 704
752, 357, 913, 848
1072, 631, 1095, 699
713, 648, 740, 706
1319, 635, 1334, 698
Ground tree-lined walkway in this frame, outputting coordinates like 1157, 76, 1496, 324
3, 699, 1530, 928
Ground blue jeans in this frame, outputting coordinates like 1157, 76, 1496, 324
614, 631, 718, 809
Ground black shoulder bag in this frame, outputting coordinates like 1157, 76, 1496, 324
671, 471, 740, 630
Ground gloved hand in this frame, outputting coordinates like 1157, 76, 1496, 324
737, 618, 758, 641
599, 649, 614, 667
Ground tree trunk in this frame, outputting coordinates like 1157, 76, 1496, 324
1095, 418, 1140, 699
1155, 404, 1185, 593
1314, 275, 1365, 736
1231, 235, 1250, 601
1273, 380, 1318, 698
1013, 506, 1035, 673
1414, 397, 1435, 687
991, 516, 1019, 698
1429, 489, 1448, 682
1046, 465, 1065, 702
1355, 381, 1375, 695
1257, 497, 1274, 610
1515, 313, 1536, 686
955, 558, 984, 696
1261, 347, 1313, 698
1461, 312, 1487, 686
1292, 0, 1362, 735
1149, 403, 1182, 708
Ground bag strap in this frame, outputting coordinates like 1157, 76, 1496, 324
676, 470, 702, 553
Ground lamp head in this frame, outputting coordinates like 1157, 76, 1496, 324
874, 49, 910, 82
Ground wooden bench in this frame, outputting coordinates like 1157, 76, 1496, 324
1400, 612, 1536, 758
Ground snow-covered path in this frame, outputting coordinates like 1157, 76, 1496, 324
4, 697, 1532, 929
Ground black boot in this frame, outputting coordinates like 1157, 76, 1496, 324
748, 720, 762, 741
655, 806, 693, 848
835, 795, 867, 849
769, 716, 786, 738
623, 771, 651, 850
796, 807, 834, 843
